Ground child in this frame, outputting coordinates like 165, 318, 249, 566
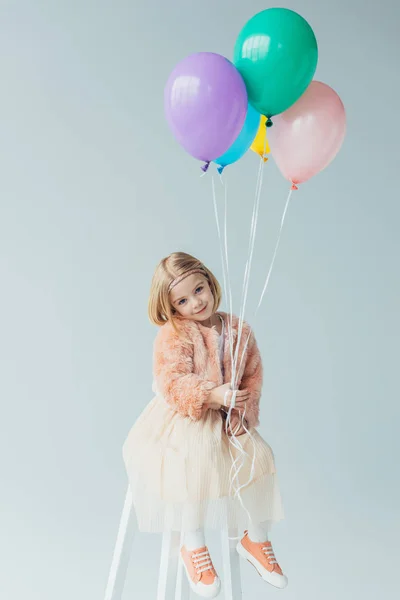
123, 252, 287, 597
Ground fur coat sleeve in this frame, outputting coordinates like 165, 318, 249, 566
239, 329, 263, 428
153, 324, 217, 421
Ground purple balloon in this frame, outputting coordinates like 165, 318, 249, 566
164, 52, 248, 164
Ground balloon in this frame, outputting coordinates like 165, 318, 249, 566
268, 81, 346, 187
234, 8, 318, 119
214, 103, 260, 174
164, 52, 248, 167
250, 115, 270, 162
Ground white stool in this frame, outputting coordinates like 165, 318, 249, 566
104, 486, 243, 599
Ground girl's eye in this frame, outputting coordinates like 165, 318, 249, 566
178, 298, 187, 306
195, 286, 203, 294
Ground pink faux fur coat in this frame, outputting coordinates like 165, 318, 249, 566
153, 311, 263, 428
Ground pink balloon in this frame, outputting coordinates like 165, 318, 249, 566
268, 81, 346, 186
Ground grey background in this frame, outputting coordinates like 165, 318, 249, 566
0, 0, 399, 598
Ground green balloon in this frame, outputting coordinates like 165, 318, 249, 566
234, 8, 318, 119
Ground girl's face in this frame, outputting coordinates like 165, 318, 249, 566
169, 274, 215, 322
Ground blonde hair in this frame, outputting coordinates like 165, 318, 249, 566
148, 252, 222, 330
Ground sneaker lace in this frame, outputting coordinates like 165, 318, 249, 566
192, 549, 214, 575
262, 545, 278, 566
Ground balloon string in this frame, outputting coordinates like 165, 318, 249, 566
230, 152, 268, 533
212, 175, 234, 368
232, 156, 264, 387
212, 170, 261, 537
236, 184, 293, 381
234, 130, 269, 388
256, 185, 292, 314
213, 145, 290, 539
225, 401, 258, 539
218, 174, 257, 528
221, 175, 235, 369
225, 142, 268, 537
212, 175, 230, 339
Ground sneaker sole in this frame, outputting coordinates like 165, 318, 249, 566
236, 541, 288, 589
180, 555, 221, 599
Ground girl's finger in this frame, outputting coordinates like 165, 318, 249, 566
234, 400, 248, 408
236, 396, 250, 403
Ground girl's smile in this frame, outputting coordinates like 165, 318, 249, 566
170, 274, 215, 323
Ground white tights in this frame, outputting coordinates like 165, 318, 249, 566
184, 521, 270, 550
184, 528, 206, 551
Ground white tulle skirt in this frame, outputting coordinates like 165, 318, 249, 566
122, 394, 285, 533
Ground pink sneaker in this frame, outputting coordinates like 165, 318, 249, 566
180, 545, 221, 598
236, 531, 288, 589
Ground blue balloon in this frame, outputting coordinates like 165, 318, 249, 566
214, 103, 260, 174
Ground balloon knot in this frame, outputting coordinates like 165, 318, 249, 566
217, 165, 225, 175
291, 183, 298, 191
266, 117, 273, 128
201, 161, 210, 173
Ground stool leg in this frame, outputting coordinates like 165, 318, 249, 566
174, 530, 192, 599
104, 486, 137, 600
157, 531, 174, 599
221, 526, 242, 599
157, 531, 191, 599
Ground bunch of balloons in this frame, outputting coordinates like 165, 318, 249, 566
164, 8, 346, 187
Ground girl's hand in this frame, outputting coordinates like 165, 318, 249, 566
207, 383, 250, 410
225, 410, 248, 437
